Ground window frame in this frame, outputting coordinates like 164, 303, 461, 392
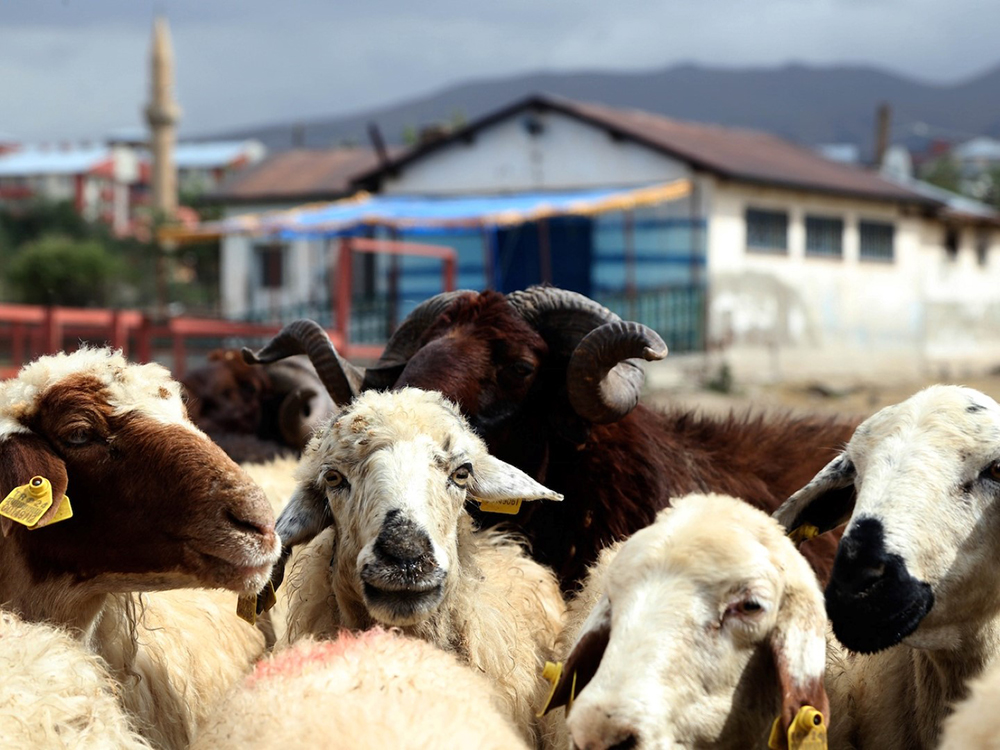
804, 214, 845, 259
745, 207, 789, 254
858, 219, 895, 263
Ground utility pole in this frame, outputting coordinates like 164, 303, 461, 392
145, 17, 181, 316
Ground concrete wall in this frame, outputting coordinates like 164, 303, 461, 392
704, 178, 1000, 381
381, 110, 691, 194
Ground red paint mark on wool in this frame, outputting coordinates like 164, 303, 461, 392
247, 628, 393, 686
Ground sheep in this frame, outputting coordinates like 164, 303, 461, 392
245, 288, 856, 588
264, 387, 566, 746
182, 349, 336, 462
193, 628, 530, 750
539, 493, 828, 750
773, 384, 1000, 749
0, 347, 282, 749
939, 659, 1000, 749
0, 609, 152, 749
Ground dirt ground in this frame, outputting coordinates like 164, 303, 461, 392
647, 371, 1000, 421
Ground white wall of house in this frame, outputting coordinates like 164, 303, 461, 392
380, 110, 692, 194
703, 178, 1000, 380
219, 203, 330, 318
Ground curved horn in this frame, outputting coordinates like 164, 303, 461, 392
566, 321, 668, 424
242, 319, 362, 405
361, 290, 476, 391
507, 286, 623, 354
508, 286, 668, 423
277, 387, 319, 450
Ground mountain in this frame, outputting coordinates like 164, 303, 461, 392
206, 62, 1000, 159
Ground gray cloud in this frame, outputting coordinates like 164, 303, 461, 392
3, 0, 999, 140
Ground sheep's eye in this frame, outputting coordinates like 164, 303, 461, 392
324, 470, 347, 489
451, 464, 472, 486
64, 429, 92, 447
512, 361, 535, 378
735, 600, 763, 615
989, 463, 1000, 482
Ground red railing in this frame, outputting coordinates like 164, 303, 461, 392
0, 237, 457, 379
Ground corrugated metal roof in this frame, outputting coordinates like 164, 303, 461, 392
207, 147, 387, 204
174, 140, 263, 169
0, 145, 111, 176
354, 94, 938, 207
888, 175, 1000, 225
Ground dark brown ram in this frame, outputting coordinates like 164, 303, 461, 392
182, 349, 337, 463
246, 287, 854, 588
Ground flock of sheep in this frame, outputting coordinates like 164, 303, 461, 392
1, 285, 1000, 749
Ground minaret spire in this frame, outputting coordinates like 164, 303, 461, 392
145, 16, 181, 219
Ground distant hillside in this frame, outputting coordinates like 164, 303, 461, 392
207, 62, 1000, 159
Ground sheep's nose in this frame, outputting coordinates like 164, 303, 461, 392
374, 510, 433, 566
570, 722, 640, 750
830, 517, 889, 596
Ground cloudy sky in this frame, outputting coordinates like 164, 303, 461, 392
3, 0, 999, 141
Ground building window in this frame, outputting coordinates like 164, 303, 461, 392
859, 220, 895, 262
745, 208, 788, 253
257, 244, 284, 289
805, 215, 844, 258
945, 228, 959, 262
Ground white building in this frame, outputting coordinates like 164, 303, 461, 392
215, 95, 1000, 380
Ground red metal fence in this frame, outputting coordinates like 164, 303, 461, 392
0, 237, 457, 379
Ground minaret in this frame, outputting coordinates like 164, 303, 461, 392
145, 17, 181, 219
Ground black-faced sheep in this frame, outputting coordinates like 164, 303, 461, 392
246, 288, 855, 588
0, 348, 282, 748
267, 388, 565, 746
541, 493, 828, 750
193, 629, 530, 750
774, 384, 1000, 749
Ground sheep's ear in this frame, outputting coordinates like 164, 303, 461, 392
265, 484, 331, 598
773, 454, 856, 537
0, 433, 68, 538
470, 455, 563, 504
541, 595, 611, 715
768, 589, 830, 748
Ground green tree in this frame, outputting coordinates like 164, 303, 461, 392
922, 156, 962, 194
5, 235, 125, 307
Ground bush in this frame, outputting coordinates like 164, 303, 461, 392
4, 235, 125, 307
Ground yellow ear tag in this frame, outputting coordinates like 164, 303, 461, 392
236, 595, 257, 625
768, 706, 827, 750
236, 581, 277, 625
537, 661, 564, 717
787, 523, 820, 545
478, 498, 524, 515
0, 476, 56, 528
29, 496, 73, 530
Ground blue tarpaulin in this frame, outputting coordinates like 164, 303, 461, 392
184, 180, 692, 241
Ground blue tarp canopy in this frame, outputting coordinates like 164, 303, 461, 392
184, 180, 692, 241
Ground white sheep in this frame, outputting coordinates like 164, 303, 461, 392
540, 492, 828, 750
0, 609, 152, 749
939, 659, 1000, 749
193, 628, 530, 749
264, 387, 566, 746
0, 348, 283, 749
774, 384, 1000, 749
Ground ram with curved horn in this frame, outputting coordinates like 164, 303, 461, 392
248, 286, 857, 588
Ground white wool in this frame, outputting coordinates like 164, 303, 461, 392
0, 610, 151, 749
275, 388, 565, 745
940, 658, 1000, 749
775, 385, 1000, 749
194, 629, 529, 750
0, 349, 278, 749
545, 493, 827, 750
